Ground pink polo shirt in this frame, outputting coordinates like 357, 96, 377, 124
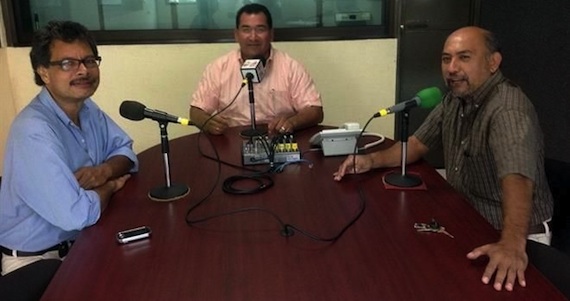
190, 47, 322, 127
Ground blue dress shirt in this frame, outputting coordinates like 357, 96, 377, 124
0, 87, 138, 252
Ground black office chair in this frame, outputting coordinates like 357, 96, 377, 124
545, 158, 570, 255
0, 259, 61, 301
527, 240, 570, 299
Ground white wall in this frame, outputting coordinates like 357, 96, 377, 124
0, 48, 17, 176
0, 39, 397, 175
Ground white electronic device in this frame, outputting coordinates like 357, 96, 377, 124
309, 122, 386, 156
309, 122, 363, 156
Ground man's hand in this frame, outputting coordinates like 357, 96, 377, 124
110, 174, 131, 193
268, 106, 323, 135
202, 115, 229, 135
94, 173, 132, 212
75, 155, 134, 190
468, 173, 534, 291
333, 136, 429, 181
190, 106, 230, 135
333, 154, 374, 181
467, 240, 528, 291
75, 164, 112, 189
268, 116, 294, 135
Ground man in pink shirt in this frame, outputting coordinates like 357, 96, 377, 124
190, 3, 324, 135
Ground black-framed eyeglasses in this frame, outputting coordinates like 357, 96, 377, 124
48, 56, 102, 72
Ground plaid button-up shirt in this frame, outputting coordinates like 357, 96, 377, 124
415, 71, 553, 230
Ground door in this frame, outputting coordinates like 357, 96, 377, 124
395, 0, 479, 168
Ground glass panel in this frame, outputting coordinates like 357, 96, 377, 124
28, 0, 384, 31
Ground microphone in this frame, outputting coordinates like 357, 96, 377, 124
239, 56, 268, 137
120, 100, 191, 126
240, 57, 266, 83
374, 87, 442, 118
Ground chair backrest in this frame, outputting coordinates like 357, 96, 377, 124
527, 240, 570, 299
0, 259, 61, 301
545, 158, 570, 254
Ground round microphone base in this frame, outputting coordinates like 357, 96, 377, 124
383, 172, 423, 188
148, 184, 190, 202
240, 128, 267, 138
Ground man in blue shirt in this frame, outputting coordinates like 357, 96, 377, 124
0, 21, 138, 275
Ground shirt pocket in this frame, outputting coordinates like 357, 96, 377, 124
266, 89, 295, 117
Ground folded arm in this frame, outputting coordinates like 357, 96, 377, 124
74, 155, 135, 212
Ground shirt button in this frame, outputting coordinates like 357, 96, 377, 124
454, 167, 459, 172
460, 113, 464, 118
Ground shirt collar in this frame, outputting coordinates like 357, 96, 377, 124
37, 86, 90, 127
236, 46, 274, 65
458, 71, 505, 106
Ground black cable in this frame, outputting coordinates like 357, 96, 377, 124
351, 116, 375, 174
222, 174, 274, 195
186, 206, 289, 230
185, 84, 247, 225
278, 185, 366, 241
186, 180, 367, 243
198, 144, 267, 173
186, 83, 274, 226
185, 87, 365, 242
198, 81, 246, 132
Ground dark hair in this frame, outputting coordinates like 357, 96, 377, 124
235, 3, 273, 29
29, 20, 98, 86
482, 29, 501, 54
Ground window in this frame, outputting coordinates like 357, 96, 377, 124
3, 0, 394, 46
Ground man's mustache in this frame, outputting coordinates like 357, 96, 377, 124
70, 77, 96, 85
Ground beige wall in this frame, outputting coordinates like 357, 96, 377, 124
0, 48, 16, 176
0, 39, 397, 175
1, 48, 17, 175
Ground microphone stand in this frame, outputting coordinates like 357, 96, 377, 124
240, 74, 266, 138
148, 121, 190, 202
383, 109, 423, 187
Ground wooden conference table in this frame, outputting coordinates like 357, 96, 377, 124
42, 126, 566, 301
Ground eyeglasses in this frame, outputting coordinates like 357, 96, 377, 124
48, 56, 102, 71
